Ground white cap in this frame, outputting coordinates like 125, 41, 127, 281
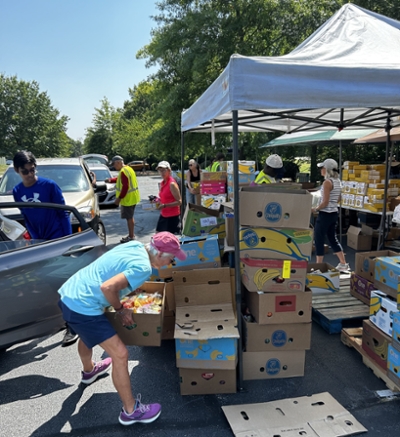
266, 154, 283, 169
317, 158, 338, 171
156, 161, 171, 170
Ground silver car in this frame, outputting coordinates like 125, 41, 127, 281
0, 202, 107, 350
88, 163, 117, 206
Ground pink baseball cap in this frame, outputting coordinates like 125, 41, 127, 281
151, 232, 186, 260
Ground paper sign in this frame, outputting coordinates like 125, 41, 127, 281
200, 216, 218, 227
282, 260, 292, 279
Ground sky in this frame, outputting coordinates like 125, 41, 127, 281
1, 0, 159, 141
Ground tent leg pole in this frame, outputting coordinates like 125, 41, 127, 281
181, 132, 186, 226
339, 140, 343, 246
378, 115, 392, 250
232, 110, 243, 392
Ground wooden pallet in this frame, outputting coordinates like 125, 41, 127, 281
312, 274, 369, 334
341, 327, 400, 392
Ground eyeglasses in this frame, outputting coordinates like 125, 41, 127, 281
20, 167, 36, 175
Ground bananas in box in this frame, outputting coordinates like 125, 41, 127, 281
239, 227, 313, 261
240, 258, 307, 292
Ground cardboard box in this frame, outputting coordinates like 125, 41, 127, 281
242, 317, 311, 352
157, 234, 221, 279
201, 194, 227, 210
387, 344, 400, 387
173, 268, 239, 369
350, 272, 376, 305
239, 187, 312, 229
179, 368, 236, 395
392, 311, 400, 350
227, 160, 256, 174
374, 255, 400, 302
104, 282, 165, 346
242, 350, 305, 380
362, 319, 391, 370
200, 181, 226, 194
346, 225, 372, 251
227, 173, 256, 184
200, 171, 227, 182
306, 263, 340, 294
222, 392, 367, 437
240, 258, 307, 292
162, 315, 176, 340
225, 213, 235, 247
369, 290, 397, 337
355, 250, 398, 282
246, 288, 312, 325
182, 203, 226, 238
239, 227, 313, 261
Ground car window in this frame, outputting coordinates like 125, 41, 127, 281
0, 169, 21, 195
36, 165, 90, 192
92, 169, 111, 181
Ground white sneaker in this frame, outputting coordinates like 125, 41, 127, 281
336, 263, 350, 272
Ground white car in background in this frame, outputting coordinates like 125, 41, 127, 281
88, 163, 117, 207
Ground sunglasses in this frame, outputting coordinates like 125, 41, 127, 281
20, 167, 36, 175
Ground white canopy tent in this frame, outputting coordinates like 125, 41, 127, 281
180, 3, 400, 386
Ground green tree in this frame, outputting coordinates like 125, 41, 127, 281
0, 74, 69, 157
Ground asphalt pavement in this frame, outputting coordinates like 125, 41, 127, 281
1, 174, 399, 437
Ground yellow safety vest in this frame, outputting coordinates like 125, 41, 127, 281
211, 161, 220, 172
254, 170, 275, 184
116, 166, 140, 206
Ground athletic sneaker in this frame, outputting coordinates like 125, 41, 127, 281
120, 236, 135, 243
119, 394, 162, 426
81, 358, 112, 385
61, 326, 79, 347
336, 263, 350, 272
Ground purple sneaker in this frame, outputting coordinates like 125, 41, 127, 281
119, 394, 162, 426
81, 357, 112, 385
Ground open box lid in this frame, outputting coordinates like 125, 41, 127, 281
175, 303, 236, 324
174, 319, 239, 340
222, 392, 367, 437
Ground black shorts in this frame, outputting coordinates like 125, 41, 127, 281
156, 215, 181, 234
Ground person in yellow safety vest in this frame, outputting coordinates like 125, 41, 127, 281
211, 152, 225, 171
106, 156, 140, 243
254, 154, 283, 184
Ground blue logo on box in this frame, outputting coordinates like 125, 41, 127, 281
264, 202, 282, 223
242, 229, 259, 247
363, 258, 369, 273
271, 330, 287, 347
265, 358, 281, 375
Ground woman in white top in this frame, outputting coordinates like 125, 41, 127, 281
311, 158, 349, 272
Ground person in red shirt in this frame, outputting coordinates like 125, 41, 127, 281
155, 161, 182, 234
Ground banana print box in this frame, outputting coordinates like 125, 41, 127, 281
374, 256, 400, 303
182, 203, 226, 238
157, 234, 221, 279
369, 290, 397, 337
387, 344, 400, 386
240, 187, 313, 229
239, 227, 313, 261
362, 319, 391, 370
392, 311, 400, 349
240, 258, 307, 292
227, 160, 256, 174
306, 263, 340, 295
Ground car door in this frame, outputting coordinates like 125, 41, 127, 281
0, 228, 108, 349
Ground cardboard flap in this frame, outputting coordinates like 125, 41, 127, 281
240, 184, 304, 193
347, 225, 362, 236
222, 392, 367, 437
174, 320, 239, 340
175, 303, 236, 323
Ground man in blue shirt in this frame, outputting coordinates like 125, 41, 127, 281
13, 151, 76, 345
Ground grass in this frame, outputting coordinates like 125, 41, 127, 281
0, 164, 8, 176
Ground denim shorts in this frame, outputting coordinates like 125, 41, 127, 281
58, 300, 117, 349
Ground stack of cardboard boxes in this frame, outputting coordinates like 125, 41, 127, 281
200, 171, 227, 210
238, 185, 314, 380
172, 268, 239, 395
226, 160, 256, 201
350, 250, 400, 386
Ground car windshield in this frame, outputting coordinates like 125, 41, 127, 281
0, 165, 90, 194
92, 169, 111, 181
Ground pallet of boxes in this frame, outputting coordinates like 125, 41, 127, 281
238, 184, 314, 380
200, 164, 228, 210
347, 250, 400, 389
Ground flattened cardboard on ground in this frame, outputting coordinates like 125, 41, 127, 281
242, 316, 311, 352
222, 392, 367, 437
246, 288, 312, 325
242, 350, 305, 380
306, 262, 340, 294
241, 258, 307, 292
104, 282, 165, 347
239, 185, 312, 229
355, 249, 397, 282
179, 367, 236, 395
